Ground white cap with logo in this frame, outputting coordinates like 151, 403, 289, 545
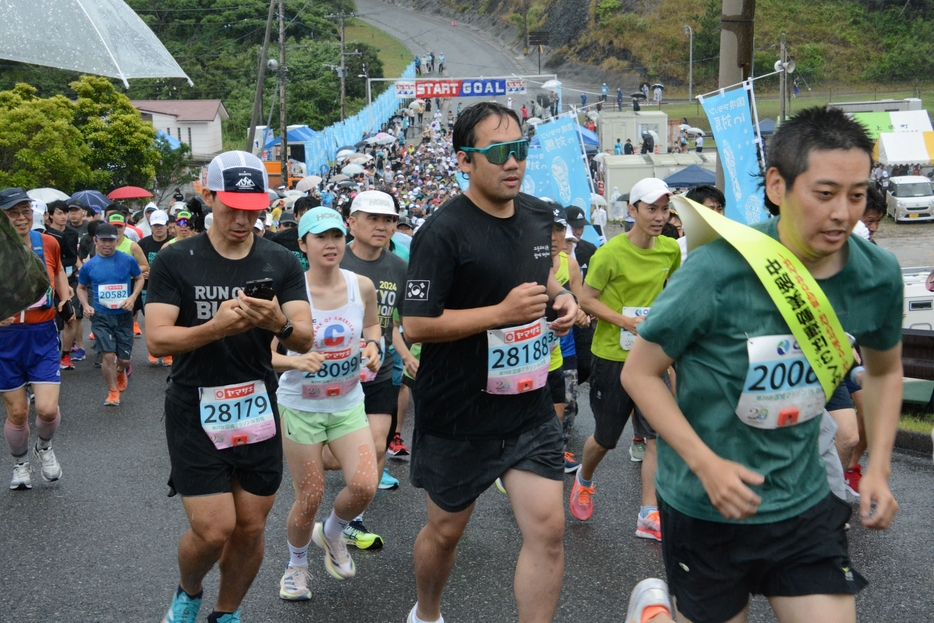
206, 150, 270, 211
629, 178, 673, 206
350, 190, 398, 216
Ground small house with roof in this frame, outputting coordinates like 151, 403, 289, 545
130, 100, 229, 159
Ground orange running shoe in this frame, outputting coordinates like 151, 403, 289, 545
133, 322, 142, 336
116, 370, 128, 392
162, 355, 173, 366
569, 475, 595, 521
104, 390, 120, 406
636, 509, 662, 541
147, 354, 160, 366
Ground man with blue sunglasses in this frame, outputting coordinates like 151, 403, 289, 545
403, 102, 578, 623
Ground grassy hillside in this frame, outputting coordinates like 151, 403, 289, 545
456, 0, 934, 94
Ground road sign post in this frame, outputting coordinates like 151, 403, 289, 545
528, 31, 549, 75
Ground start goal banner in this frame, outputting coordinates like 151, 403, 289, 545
395, 79, 527, 99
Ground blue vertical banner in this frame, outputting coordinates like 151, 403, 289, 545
525, 117, 593, 210
698, 82, 765, 224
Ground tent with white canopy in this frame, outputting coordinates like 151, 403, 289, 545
874, 132, 934, 165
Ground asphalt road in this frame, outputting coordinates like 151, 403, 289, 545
0, 321, 932, 622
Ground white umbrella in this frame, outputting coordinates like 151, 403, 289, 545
678, 123, 691, 131
408, 101, 424, 110
687, 127, 706, 136
348, 153, 373, 164
28, 188, 70, 203
0, 0, 192, 88
542, 79, 562, 89
342, 163, 364, 175
283, 190, 305, 198
336, 149, 356, 160
587, 111, 600, 121
295, 176, 322, 192
374, 135, 397, 146
526, 117, 543, 126
590, 193, 607, 206
330, 174, 349, 183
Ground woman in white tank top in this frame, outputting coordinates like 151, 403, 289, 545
270, 207, 382, 600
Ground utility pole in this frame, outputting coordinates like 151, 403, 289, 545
683, 25, 693, 101
779, 32, 787, 121
278, 0, 288, 187
716, 0, 756, 194
327, 13, 356, 121
245, 0, 276, 153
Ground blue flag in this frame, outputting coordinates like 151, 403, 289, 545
698, 83, 765, 224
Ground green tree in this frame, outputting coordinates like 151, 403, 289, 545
152, 137, 197, 204
0, 84, 91, 193
70, 75, 159, 191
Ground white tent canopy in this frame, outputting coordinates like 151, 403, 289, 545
0, 0, 192, 88
874, 132, 934, 166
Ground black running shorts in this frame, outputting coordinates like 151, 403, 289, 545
590, 356, 657, 448
547, 368, 565, 405
164, 394, 283, 497
660, 493, 867, 623
410, 415, 564, 513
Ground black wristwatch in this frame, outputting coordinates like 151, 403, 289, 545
275, 317, 294, 341
365, 339, 383, 358
555, 289, 578, 304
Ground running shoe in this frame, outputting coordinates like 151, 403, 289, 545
208, 610, 240, 623
312, 522, 356, 579
60, 354, 75, 370
33, 443, 61, 482
88, 332, 95, 340
387, 433, 410, 459
629, 439, 646, 463
569, 476, 595, 521
71, 348, 86, 361
116, 370, 128, 392
564, 451, 581, 474
624, 578, 672, 623
379, 467, 399, 490
636, 509, 662, 541
104, 390, 120, 406
494, 477, 507, 494
10, 462, 32, 490
407, 604, 444, 623
161, 586, 201, 623
162, 355, 173, 366
134, 321, 142, 336
844, 464, 862, 498
148, 354, 161, 366
279, 565, 312, 600
342, 519, 384, 550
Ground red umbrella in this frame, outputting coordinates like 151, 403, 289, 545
107, 186, 153, 200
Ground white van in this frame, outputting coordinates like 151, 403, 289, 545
886, 175, 934, 222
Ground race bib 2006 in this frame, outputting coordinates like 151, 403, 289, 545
735, 334, 825, 430
486, 319, 551, 395
199, 380, 276, 449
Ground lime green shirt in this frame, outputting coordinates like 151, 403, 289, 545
585, 233, 681, 362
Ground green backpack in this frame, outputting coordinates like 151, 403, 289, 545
0, 215, 51, 320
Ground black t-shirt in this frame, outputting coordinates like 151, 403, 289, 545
271, 227, 308, 271
340, 245, 408, 384
146, 233, 307, 405
404, 193, 554, 440
138, 234, 173, 289
66, 221, 88, 240
575, 239, 597, 280
48, 225, 79, 270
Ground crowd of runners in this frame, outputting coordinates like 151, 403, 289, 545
0, 101, 905, 623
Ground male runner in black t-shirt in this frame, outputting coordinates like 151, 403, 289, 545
146, 151, 313, 623
338, 189, 408, 547
138, 209, 174, 366
402, 102, 578, 623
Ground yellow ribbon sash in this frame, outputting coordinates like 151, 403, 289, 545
671, 195, 854, 400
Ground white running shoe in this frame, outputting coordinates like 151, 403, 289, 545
10, 462, 32, 490
625, 578, 672, 623
33, 444, 62, 482
279, 565, 312, 600
312, 522, 356, 579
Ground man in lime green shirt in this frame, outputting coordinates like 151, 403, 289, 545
569, 178, 680, 542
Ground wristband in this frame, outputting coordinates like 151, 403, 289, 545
849, 365, 865, 387
555, 289, 577, 305
365, 339, 383, 358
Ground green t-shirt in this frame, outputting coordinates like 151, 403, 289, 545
639, 217, 903, 524
585, 233, 681, 362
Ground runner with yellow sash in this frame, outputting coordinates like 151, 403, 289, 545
617, 106, 904, 623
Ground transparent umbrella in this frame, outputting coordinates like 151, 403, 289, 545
27, 188, 69, 203
0, 0, 192, 88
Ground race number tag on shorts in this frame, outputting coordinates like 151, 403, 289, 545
302, 343, 361, 399
620, 307, 650, 351
199, 380, 276, 450
486, 318, 551, 395
735, 334, 825, 430
98, 283, 128, 310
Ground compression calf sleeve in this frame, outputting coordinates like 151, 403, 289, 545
4, 420, 29, 458
35, 408, 61, 448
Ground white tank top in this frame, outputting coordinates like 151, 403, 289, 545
277, 269, 366, 413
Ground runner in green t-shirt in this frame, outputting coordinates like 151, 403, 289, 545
620, 107, 903, 623
569, 178, 680, 543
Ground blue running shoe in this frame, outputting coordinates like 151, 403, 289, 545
71, 348, 86, 361
378, 467, 399, 490
208, 610, 241, 623
162, 586, 201, 623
